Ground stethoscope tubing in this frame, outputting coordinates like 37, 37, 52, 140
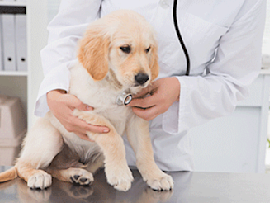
173, 0, 190, 76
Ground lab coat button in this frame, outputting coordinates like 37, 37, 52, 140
159, 0, 169, 9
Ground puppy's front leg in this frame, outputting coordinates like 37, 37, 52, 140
73, 110, 134, 191
126, 115, 173, 191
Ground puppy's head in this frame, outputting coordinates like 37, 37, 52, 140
78, 10, 159, 90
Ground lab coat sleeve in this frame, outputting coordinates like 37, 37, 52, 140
162, 0, 266, 134
35, 0, 102, 117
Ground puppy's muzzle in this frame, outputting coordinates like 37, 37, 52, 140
135, 73, 149, 86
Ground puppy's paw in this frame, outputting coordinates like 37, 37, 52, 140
105, 165, 134, 191
67, 168, 94, 186
27, 171, 52, 190
145, 172, 173, 191
70, 174, 93, 186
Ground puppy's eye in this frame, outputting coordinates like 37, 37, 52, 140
145, 47, 150, 54
120, 46, 131, 54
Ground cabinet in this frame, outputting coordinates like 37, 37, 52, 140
189, 72, 270, 173
0, 0, 48, 128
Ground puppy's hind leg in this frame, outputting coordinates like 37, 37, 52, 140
45, 144, 96, 186
16, 117, 64, 190
47, 167, 94, 186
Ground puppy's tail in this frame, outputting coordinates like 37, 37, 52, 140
0, 167, 18, 182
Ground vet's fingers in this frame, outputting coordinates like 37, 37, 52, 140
128, 95, 157, 108
132, 87, 151, 99
131, 105, 160, 121
61, 94, 91, 111
77, 103, 93, 111
133, 84, 158, 99
71, 116, 110, 134
86, 124, 110, 134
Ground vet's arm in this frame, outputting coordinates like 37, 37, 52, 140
47, 89, 110, 142
35, 0, 102, 117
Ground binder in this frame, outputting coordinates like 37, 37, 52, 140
15, 14, 27, 72
0, 15, 3, 71
2, 14, 16, 72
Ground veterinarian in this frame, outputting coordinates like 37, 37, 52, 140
35, 0, 266, 171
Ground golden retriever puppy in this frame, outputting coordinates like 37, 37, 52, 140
0, 10, 173, 191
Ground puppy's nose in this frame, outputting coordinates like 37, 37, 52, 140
135, 73, 149, 85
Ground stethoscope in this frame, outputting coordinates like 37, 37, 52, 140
173, 0, 190, 76
117, 0, 190, 106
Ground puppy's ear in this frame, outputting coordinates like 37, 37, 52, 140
78, 25, 110, 81
150, 41, 159, 81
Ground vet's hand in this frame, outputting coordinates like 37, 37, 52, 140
47, 90, 110, 142
127, 78, 180, 121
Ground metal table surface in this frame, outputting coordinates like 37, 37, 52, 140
1, 166, 270, 203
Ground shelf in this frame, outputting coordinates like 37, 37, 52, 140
0, 71, 28, 76
0, 1, 26, 7
260, 68, 270, 75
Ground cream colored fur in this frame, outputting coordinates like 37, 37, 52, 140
0, 10, 173, 191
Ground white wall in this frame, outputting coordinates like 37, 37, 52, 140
47, 0, 61, 22
28, 0, 61, 127
263, 0, 270, 52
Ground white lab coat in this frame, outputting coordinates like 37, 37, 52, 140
36, 0, 266, 171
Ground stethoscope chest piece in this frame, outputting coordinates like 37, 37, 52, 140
116, 91, 132, 106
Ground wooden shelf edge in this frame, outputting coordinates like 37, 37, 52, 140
0, 71, 28, 76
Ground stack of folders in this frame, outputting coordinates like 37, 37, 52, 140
0, 0, 27, 72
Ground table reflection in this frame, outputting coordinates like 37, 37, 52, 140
0, 166, 192, 203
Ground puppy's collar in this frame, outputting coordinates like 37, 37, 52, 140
116, 89, 132, 106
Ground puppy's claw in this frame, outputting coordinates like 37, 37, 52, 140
73, 175, 80, 180
147, 174, 174, 191
70, 174, 93, 186
114, 180, 132, 191
27, 172, 52, 190
106, 166, 134, 191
